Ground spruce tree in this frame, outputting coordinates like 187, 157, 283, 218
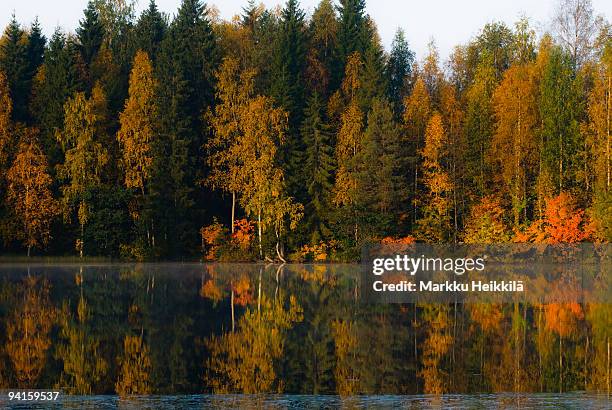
26, 18, 46, 105
0, 16, 29, 123
301, 93, 335, 243
335, 0, 369, 88
386, 29, 414, 117
135, 0, 166, 61
76, 1, 105, 66
272, 0, 307, 202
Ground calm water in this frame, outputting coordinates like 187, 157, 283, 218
4, 393, 610, 409
0, 263, 609, 405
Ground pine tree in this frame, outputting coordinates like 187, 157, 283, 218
76, 1, 105, 66
301, 92, 335, 243
386, 29, 414, 117
0, 16, 29, 122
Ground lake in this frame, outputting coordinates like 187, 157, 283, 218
0, 263, 609, 406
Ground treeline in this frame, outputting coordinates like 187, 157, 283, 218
0, 266, 609, 395
0, 0, 610, 260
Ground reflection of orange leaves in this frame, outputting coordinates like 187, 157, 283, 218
468, 304, 503, 333
544, 303, 584, 338
233, 276, 253, 306
201, 279, 223, 302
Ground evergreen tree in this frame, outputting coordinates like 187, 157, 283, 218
539, 46, 582, 192
306, 0, 338, 98
335, 0, 369, 89
0, 16, 29, 122
301, 93, 334, 243
30, 29, 85, 163
76, 1, 105, 66
135, 0, 167, 61
272, 0, 307, 202
386, 29, 414, 117
360, 98, 405, 235
25, 18, 46, 104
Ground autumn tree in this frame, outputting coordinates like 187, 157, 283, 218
463, 196, 511, 243
6, 129, 58, 256
552, 0, 602, 67
56, 92, 108, 257
207, 57, 256, 234
403, 76, 431, 225
492, 63, 538, 226
416, 112, 454, 242
0, 72, 13, 183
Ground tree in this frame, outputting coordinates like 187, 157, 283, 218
492, 64, 538, 226
26, 18, 46, 97
584, 43, 611, 194
416, 112, 453, 242
0, 16, 29, 122
301, 93, 335, 243
271, 0, 307, 202
463, 196, 510, 243
333, 101, 364, 242
77, 1, 105, 66
403, 76, 431, 225
464, 55, 497, 195
236, 96, 303, 260
30, 29, 85, 161
134, 0, 167, 61
386, 29, 414, 117
56, 92, 109, 257
117, 51, 157, 196
207, 57, 256, 234
335, 0, 369, 88
306, 0, 338, 97
553, 0, 602, 67
6, 129, 58, 256
539, 46, 582, 192
0, 71, 13, 179
360, 98, 406, 235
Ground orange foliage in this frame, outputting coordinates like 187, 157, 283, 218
514, 192, 593, 243
200, 219, 226, 261
232, 219, 254, 249
200, 279, 223, 303
298, 241, 336, 261
380, 236, 416, 244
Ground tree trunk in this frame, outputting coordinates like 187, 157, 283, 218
559, 336, 563, 393
231, 191, 236, 234
27, 244, 31, 258
257, 209, 263, 260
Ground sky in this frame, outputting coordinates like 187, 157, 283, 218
1, 0, 611, 61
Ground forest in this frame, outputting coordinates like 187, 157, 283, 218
0, 0, 610, 260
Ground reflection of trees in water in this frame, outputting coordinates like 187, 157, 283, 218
0, 264, 608, 395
